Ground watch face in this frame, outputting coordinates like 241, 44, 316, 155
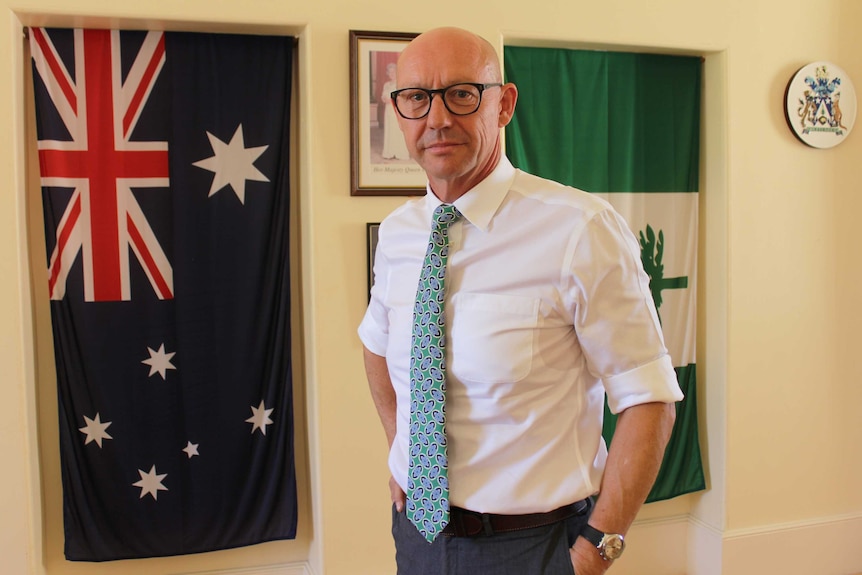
602, 534, 626, 560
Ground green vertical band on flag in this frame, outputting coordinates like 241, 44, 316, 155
504, 45, 706, 501
602, 365, 705, 502
504, 47, 701, 194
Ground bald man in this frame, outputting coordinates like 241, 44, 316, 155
359, 27, 682, 575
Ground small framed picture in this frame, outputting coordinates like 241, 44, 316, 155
366, 222, 380, 299
349, 30, 426, 196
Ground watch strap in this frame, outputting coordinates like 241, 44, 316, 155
579, 524, 605, 547
579, 524, 626, 561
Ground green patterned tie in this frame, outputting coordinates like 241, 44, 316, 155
407, 204, 460, 543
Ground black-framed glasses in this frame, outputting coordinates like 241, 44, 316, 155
390, 82, 503, 120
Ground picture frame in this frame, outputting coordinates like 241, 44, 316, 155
366, 222, 380, 299
350, 30, 426, 196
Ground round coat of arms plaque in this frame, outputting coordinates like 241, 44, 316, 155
784, 61, 856, 148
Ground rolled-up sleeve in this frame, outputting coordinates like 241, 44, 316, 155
603, 355, 682, 413
358, 242, 390, 357
569, 208, 684, 414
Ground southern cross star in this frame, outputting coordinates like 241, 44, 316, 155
192, 124, 269, 204
142, 343, 177, 380
79, 413, 113, 448
133, 465, 168, 500
183, 441, 200, 459
246, 400, 274, 436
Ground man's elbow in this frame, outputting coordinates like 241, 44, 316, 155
664, 401, 677, 424
660, 402, 677, 445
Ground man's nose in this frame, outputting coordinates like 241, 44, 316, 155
425, 94, 452, 128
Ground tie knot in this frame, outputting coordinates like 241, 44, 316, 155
433, 204, 461, 229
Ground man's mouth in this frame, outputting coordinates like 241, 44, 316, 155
423, 141, 460, 152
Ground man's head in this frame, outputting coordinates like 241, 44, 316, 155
394, 27, 517, 202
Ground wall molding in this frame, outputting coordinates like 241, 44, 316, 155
688, 515, 723, 575
599, 511, 862, 575
176, 562, 314, 575
612, 514, 690, 575
721, 512, 862, 575
723, 510, 862, 539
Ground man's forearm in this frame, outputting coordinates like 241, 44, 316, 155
363, 346, 397, 447
570, 401, 676, 574
589, 401, 676, 533
364, 346, 408, 509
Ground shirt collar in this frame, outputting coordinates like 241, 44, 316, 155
421, 156, 516, 232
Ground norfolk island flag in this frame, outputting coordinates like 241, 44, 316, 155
504, 46, 706, 502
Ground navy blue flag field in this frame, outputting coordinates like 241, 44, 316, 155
30, 28, 297, 561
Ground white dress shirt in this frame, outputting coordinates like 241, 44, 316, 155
358, 156, 683, 515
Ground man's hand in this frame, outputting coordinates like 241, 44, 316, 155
570, 536, 611, 575
390, 476, 406, 512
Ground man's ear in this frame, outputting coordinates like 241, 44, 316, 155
498, 83, 518, 127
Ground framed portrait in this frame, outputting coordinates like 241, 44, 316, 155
366, 222, 380, 299
350, 30, 426, 196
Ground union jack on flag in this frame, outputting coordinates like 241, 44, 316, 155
31, 28, 172, 301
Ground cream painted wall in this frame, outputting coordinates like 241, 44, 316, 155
724, 0, 862, 534
1, 1, 860, 575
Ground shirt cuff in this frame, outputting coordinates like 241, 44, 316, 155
357, 314, 388, 357
603, 355, 684, 414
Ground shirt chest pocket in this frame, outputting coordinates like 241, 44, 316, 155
449, 293, 540, 384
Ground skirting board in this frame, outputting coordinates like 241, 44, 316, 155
570, 512, 862, 575
611, 514, 691, 575
721, 512, 862, 575
178, 563, 313, 575
631, 512, 862, 575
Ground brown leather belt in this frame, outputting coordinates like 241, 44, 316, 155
442, 498, 591, 537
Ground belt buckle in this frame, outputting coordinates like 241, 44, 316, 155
574, 498, 591, 516
453, 508, 493, 537
480, 513, 494, 536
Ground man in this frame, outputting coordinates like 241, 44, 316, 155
358, 27, 683, 575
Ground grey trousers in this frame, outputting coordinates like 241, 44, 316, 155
392, 500, 593, 575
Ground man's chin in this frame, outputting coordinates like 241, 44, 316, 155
418, 153, 468, 175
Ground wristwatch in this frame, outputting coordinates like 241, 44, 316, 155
579, 524, 626, 561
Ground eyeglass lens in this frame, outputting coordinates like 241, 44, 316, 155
394, 84, 484, 119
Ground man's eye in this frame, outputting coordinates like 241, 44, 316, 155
404, 91, 428, 102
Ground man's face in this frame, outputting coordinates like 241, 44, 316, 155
395, 36, 512, 194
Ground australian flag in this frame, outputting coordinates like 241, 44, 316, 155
29, 28, 297, 561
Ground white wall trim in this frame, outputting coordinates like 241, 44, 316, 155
688, 515, 723, 575
611, 514, 690, 575
593, 511, 862, 575
175, 561, 315, 575
632, 512, 692, 528
687, 513, 724, 535
723, 510, 862, 539
721, 512, 862, 575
